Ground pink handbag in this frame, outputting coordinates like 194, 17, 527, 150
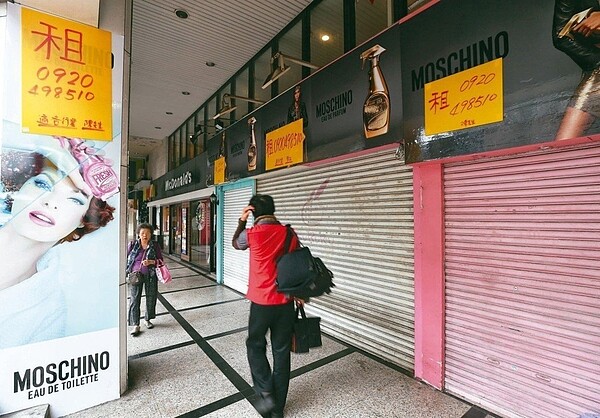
155, 259, 172, 284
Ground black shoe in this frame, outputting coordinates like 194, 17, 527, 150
254, 392, 276, 415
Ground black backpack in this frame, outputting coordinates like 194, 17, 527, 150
276, 225, 334, 299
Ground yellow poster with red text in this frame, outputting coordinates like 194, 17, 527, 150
265, 119, 305, 171
424, 58, 503, 136
21, 7, 113, 140
214, 157, 226, 184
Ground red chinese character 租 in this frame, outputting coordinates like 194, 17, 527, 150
428, 91, 449, 114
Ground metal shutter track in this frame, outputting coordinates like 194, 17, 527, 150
258, 149, 415, 369
444, 143, 600, 418
222, 186, 254, 294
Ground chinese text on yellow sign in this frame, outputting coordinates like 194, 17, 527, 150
21, 7, 113, 140
265, 119, 305, 171
214, 157, 226, 185
424, 58, 503, 136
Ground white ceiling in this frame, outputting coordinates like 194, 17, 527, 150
128, 0, 314, 157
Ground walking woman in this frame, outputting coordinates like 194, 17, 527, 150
126, 223, 163, 336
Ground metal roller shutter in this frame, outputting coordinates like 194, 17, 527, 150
443, 143, 600, 418
221, 183, 254, 294
257, 148, 415, 370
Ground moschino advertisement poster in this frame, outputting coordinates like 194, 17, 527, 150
199, 24, 403, 186
158, 0, 599, 190
401, 0, 600, 163
0, 5, 121, 416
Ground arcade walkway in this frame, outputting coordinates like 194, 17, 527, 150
67, 257, 497, 418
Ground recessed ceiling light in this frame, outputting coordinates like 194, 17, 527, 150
175, 9, 189, 19
182, 91, 190, 95
155, 126, 162, 129
166, 111, 173, 115
206, 61, 215, 67
321, 34, 330, 42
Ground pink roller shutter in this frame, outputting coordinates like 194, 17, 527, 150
443, 142, 600, 418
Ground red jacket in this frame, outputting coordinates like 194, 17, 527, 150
233, 216, 299, 305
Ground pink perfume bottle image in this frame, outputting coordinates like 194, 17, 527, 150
64, 138, 119, 201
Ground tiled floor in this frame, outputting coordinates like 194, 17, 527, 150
66, 258, 495, 418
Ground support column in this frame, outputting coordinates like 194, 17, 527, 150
412, 163, 444, 389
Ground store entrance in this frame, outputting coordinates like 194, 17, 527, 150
190, 198, 211, 269
170, 204, 182, 255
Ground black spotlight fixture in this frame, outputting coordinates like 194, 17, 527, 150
175, 9, 189, 19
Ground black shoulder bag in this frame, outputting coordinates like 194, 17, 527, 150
276, 225, 334, 299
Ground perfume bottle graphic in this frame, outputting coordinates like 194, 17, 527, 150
219, 131, 226, 158
247, 117, 257, 171
63, 138, 119, 200
360, 44, 390, 138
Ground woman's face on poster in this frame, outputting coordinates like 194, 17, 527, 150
10, 167, 92, 242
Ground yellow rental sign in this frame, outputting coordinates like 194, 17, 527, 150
265, 119, 305, 171
424, 58, 503, 136
214, 157, 226, 185
21, 7, 113, 140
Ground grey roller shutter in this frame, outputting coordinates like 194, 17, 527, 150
257, 148, 415, 370
443, 143, 600, 418
222, 184, 254, 295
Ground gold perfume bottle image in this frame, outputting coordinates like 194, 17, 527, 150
247, 116, 257, 171
219, 130, 226, 158
360, 44, 389, 138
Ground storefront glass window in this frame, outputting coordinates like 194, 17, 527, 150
170, 204, 182, 255
217, 85, 232, 127
190, 199, 211, 268
278, 21, 303, 93
168, 135, 175, 171
310, 0, 344, 68
162, 206, 170, 252
234, 68, 250, 119
254, 49, 273, 102
206, 96, 218, 135
356, 0, 389, 46
173, 131, 181, 168
186, 118, 195, 161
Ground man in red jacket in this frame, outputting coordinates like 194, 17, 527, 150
232, 194, 301, 418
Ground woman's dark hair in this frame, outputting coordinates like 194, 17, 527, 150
249, 194, 275, 218
136, 222, 154, 235
60, 197, 116, 243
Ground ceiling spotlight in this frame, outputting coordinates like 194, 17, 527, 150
166, 111, 173, 115
321, 34, 330, 41
262, 51, 320, 89
182, 91, 190, 95
205, 61, 215, 67
213, 94, 265, 119
155, 126, 162, 129
175, 9, 189, 19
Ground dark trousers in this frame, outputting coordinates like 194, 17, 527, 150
128, 273, 158, 326
246, 301, 295, 414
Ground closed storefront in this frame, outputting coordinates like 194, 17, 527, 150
219, 180, 255, 294
443, 143, 600, 418
257, 148, 415, 370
